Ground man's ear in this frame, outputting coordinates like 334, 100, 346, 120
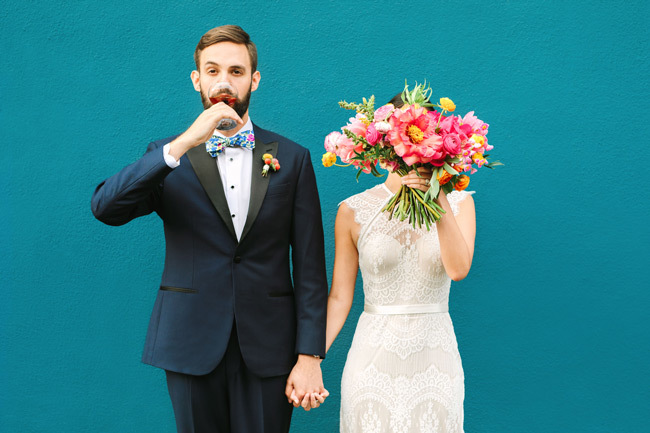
191, 70, 201, 92
251, 70, 261, 92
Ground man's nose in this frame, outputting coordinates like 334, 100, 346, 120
214, 71, 232, 84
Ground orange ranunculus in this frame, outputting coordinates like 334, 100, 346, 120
437, 170, 452, 185
439, 97, 456, 112
454, 175, 470, 191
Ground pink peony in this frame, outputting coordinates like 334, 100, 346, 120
458, 121, 473, 137
438, 115, 462, 135
374, 104, 394, 122
429, 109, 442, 124
387, 105, 446, 166
365, 123, 381, 146
324, 131, 342, 153
344, 113, 368, 136
336, 135, 364, 164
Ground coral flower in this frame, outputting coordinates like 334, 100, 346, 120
388, 105, 445, 166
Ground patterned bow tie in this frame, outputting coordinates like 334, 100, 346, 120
205, 130, 255, 157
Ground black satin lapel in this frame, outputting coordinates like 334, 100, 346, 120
240, 139, 278, 242
186, 145, 237, 241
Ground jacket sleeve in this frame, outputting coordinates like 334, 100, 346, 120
91, 141, 174, 226
290, 149, 328, 358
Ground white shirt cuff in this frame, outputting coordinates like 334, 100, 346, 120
163, 144, 180, 168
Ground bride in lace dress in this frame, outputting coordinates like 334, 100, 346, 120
325, 162, 476, 432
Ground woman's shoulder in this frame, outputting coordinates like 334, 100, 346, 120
446, 190, 475, 215
340, 184, 388, 209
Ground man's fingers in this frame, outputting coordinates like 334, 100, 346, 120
290, 389, 299, 405
285, 381, 293, 400
208, 103, 244, 125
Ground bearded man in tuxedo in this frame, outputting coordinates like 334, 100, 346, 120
91, 25, 328, 433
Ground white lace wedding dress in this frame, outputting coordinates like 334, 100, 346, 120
340, 184, 473, 433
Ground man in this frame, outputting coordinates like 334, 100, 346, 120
91, 25, 328, 432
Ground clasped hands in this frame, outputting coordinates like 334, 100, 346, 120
285, 354, 329, 411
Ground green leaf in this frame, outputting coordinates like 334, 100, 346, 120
443, 163, 459, 175
429, 181, 440, 200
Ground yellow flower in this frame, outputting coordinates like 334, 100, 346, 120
322, 152, 337, 167
439, 97, 456, 112
262, 153, 273, 160
472, 153, 485, 163
470, 134, 485, 146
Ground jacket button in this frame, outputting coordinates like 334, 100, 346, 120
234, 256, 241, 263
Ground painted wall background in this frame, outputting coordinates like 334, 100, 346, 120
2, 0, 649, 431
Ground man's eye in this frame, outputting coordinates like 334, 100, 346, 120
208, 69, 216, 74
233, 70, 242, 75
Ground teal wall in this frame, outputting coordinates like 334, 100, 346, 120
2, 1, 649, 431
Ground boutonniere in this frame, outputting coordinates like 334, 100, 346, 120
262, 153, 280, 177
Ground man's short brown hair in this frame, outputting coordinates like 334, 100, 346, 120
194, 25, 258, 72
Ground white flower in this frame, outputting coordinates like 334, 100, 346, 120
374, 121, 392, 134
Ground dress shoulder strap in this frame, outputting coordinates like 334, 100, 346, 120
340, 185, 391, 227
446, 190, 475, 215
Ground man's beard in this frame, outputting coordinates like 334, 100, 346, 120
200, 83, 252, 119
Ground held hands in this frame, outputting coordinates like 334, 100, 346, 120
401, 167, 434, 192
285, 354, 329, 411
168, 103, 244, 160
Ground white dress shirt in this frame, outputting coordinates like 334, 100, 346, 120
163, 118, 254, 241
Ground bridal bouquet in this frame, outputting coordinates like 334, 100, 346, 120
322, 82, 501, 229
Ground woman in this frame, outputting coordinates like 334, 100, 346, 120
326, 97, 476, 432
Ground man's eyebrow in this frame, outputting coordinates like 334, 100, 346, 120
203, 61, 247, 70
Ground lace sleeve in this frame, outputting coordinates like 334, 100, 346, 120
446, 190, 475, 216
340, 195, 373, 227
340, 185, 390, 227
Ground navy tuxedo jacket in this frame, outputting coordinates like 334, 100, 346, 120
91, 125, 328, 377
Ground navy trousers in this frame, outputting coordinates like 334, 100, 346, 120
165, 324, 293, 433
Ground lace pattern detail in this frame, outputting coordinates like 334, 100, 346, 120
341, 363, 464, 433
341, 185, 392, 229
352, 313, 460, 360
446, 190, 475, 216
340, 184, 472, 432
